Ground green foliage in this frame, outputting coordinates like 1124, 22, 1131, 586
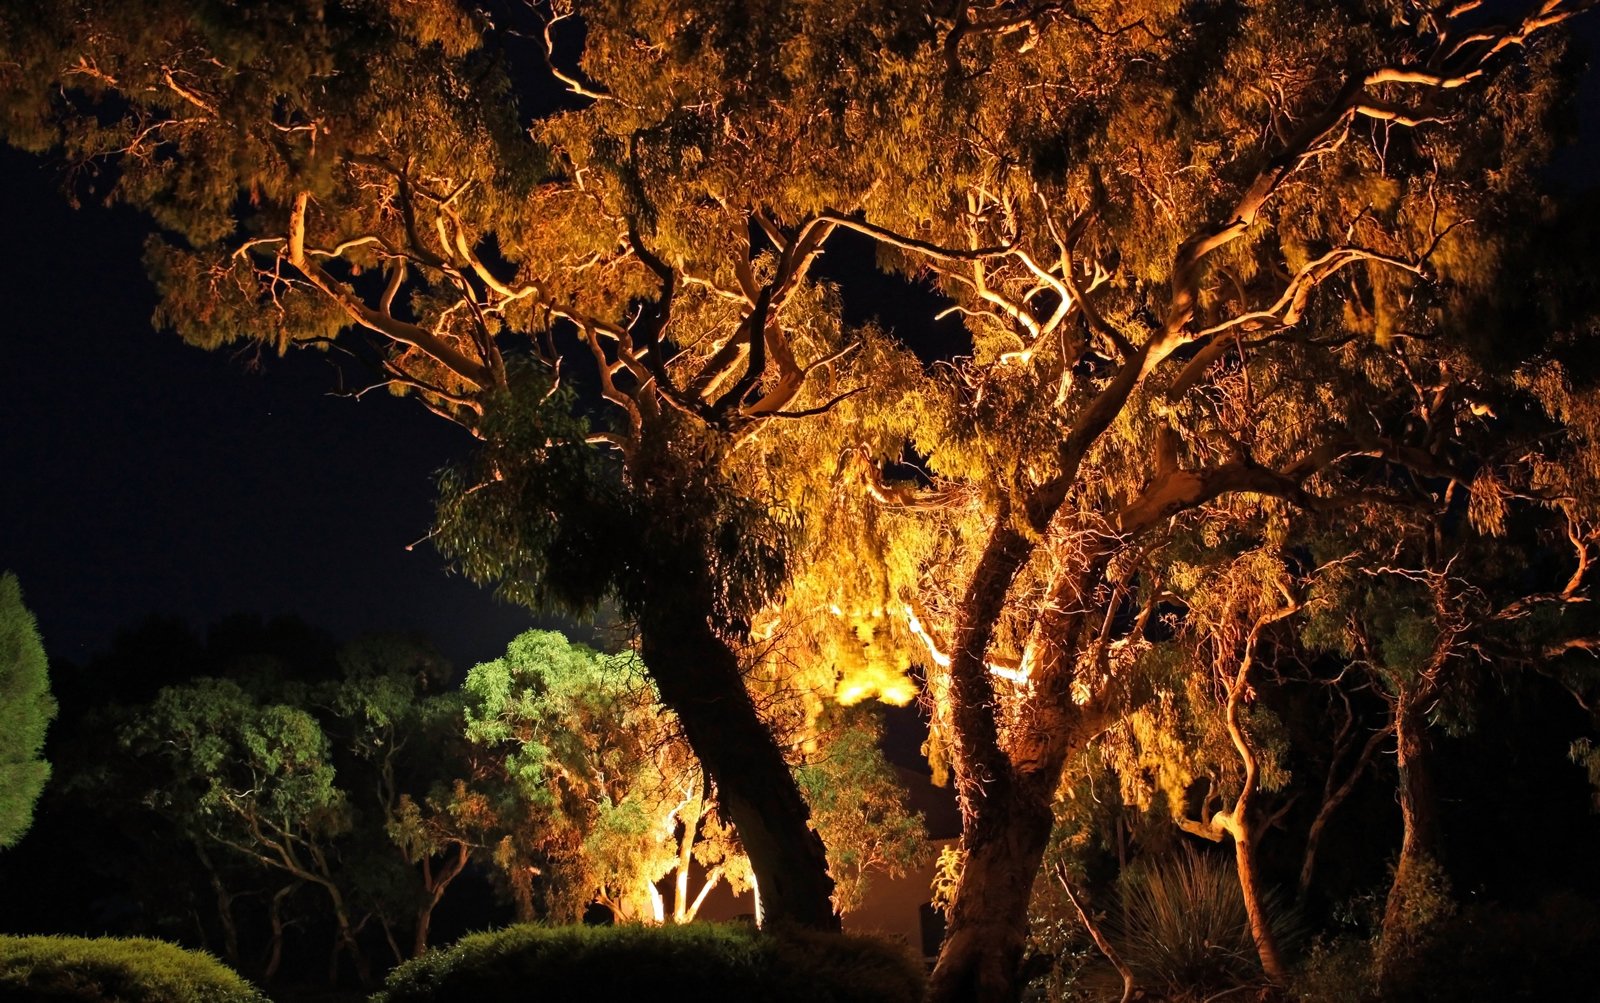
434, 374, 621, 616
460, 629, 702, 921
0, 935, 266, 1003
104, 633, 485, 973
0, 572, 55, 850
794, 707, 930, 914
373, 923, 924, 1003
120, 676, 350, 856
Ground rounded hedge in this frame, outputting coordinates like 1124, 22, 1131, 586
374, 923, 925, 1003
0, 935, 267, 1003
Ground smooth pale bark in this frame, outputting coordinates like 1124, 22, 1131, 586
1219, 618, 1292, 985
1232, 829, 1287, 983
638, 584, 838, 932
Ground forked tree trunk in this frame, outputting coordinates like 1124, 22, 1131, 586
928, 526, 1106, 1003
638, 589, 838, 932
263, 882, 297, 981
414, 841, 470, 957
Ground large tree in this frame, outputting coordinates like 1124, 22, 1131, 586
0, 572, 56, 850
5, 2, 1598, 998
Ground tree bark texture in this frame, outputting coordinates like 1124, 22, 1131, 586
928, 778, 1057, 1003
929, 531, 1112, 1003
1380, 692, 1446, 972
638, 594, 838, 932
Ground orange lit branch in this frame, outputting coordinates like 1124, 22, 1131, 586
286, 191, 495, 390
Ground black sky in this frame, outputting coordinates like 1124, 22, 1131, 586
0, 147, 537, 669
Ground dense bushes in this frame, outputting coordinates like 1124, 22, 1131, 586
1381, 891, 1600, 1002
0, 936, 266, 1003
374, 923, 924, 1003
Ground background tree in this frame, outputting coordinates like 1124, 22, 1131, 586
320, 634, 479, 961
0, 572, 56, 850
461, 629, 929, 924
118, 676, 372, 985
460, 629, 718, 923
796, 707, 932, 916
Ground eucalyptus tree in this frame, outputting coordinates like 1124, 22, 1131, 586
321, 635, 478, 961
728, 3, 1597, 997
118, 676, 371, 984
0, 0, 855, 929
5, 3, 1598, 1001
462, 629, 929, 922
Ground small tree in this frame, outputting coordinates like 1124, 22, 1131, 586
463, 630, 930, 923
320, 634, 478, 961
462, 630, 738, 924
118, 677, 369, 985
0, 571, 56, 850
797, 707, 931, 916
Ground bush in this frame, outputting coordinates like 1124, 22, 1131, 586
1379, 891, 1600, 1002
373, 923, 924, 1003
0, 935, 267, 1003
1111, 850, 1291, 1000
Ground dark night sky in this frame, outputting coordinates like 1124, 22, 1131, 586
0, 147, 538, 669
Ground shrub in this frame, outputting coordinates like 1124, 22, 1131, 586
1111, 850, 1290, 999
0, 935, 267, 1003
1379, 891, 1600, 1002
374, 922, 924, 1003
1293, 936, 1377, 1003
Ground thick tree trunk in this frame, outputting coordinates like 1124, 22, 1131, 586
928, 526, 1109, 1003
638, 598, 837, 932
927, 778, 1056, 1003
1380, 693, 1446, 970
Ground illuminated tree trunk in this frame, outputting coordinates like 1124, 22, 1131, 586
929, 527, 1111, 1003
1379, 692, 1446, 974
1232, 826, 1287, 983
930, 775, 1057, 1003
637, 586, 838, 932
